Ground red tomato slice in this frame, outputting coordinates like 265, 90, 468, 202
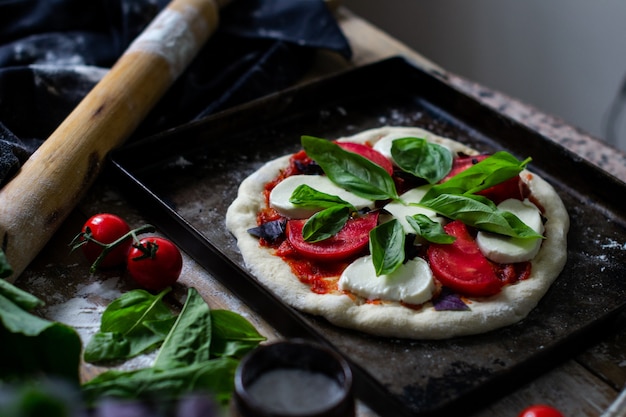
427, 220, 502, 297
337, 142, 394, 175
443, 154, 490, 181
443, 155, 523, 204
286, 211, 379, 261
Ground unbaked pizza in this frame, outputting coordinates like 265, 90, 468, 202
226, 126, 569, 339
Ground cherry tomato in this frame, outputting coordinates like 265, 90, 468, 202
286, 211, 379, 261
80, 213, 131, 268
337, 142, 395, 175
427, 220, 502, 297
518, 404, 564, 417
443, 155, 523, 204
126, 237, 183, 291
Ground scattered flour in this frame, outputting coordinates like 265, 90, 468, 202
43, 277, 124, 344
45, 297, 105, 342
601, 238, 626, 251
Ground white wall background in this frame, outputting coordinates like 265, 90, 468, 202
343, 0, 626, 151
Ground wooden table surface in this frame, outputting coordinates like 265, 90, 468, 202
13, 6, 626, 417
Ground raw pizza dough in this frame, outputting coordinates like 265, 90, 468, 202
225, 126, 570, 339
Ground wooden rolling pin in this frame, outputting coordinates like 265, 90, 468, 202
0, 0, 232, 282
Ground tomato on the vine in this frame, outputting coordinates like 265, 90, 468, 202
78, 213, 131, 269
126, 237, 183, 291
517, 404, 565, 417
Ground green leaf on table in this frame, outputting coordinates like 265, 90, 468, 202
301, 135, 399, 201
85, 332, 131, 361
83, 288, 175, 363
390, 137, 453, 184
0, 249, 13, 279
81, 287, 266, 406
209, 309, 266, 359
82, 356, 239, 406
0, 292, 81, 384
369, 219, 405, 276
154, 288, 212, 369
0, 277, 43, 311
406, 214, 456, 244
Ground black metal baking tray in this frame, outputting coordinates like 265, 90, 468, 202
108, 56, 626, 417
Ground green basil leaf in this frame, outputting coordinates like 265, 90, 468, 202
100, 289, 173, 333
82, 356, 239, 406
424, 151, 531, 199
0, 293, 81, 383
0, 249, 13, 279
0, 276, 43, 311
369, 219, 405, 276
154, 288, 212, 369
417, 194, 543, 239
83, 332, 130, 363
81, 289, 267, 407
406, 214, 456, 244
390, 137, 453, 184
143, 316, 179, 339
84, 288, 175, 363
289, 184, 354, 210
301, 136, 398, 201
209, 310, 266, 359
302, 205, 351, 243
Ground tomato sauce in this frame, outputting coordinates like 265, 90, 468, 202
494, 261, 532, 285
271, 238, 349, 294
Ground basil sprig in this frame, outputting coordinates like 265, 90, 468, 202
289, 184, 356, 243
423, 151, 531, 199
82, 288, 266, 405
301, 135, 399, 201
416, 194, 543, 239
391, 137, 453, 184
0, 268, 82, 383
84, 288, 176, 363
369, 219, 406, 276
406, 214, 456, 244
416, 152, 541, 239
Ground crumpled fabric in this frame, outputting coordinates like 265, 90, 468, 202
0, 0, 352, 187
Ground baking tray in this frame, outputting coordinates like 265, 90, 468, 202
108, 56, 626, 416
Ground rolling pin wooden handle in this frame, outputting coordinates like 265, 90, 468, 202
0, 0, 230, 282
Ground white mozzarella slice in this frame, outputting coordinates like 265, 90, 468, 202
476, 198, 545, 264
269, 175, 374, 219
382, 186, 441, 234
372, 132, 414, 163
338, 255, 436, 305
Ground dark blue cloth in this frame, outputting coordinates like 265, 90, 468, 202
0, 0, 351, 186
